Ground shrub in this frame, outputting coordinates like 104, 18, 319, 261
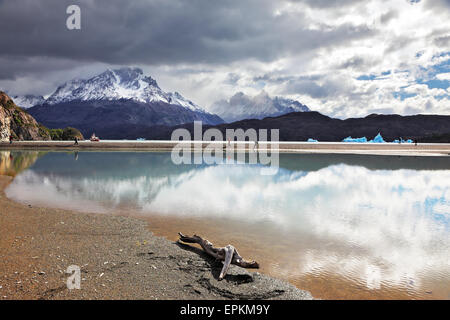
62, 127, 84, 140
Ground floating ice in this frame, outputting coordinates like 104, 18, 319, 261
393, 138, 413, 144
342, 133, 386, 143
343, 136, 368, 143
307, 138, 318, 142
369, 133, 386, 143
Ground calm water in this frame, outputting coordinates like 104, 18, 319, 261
2, 150, 450, 299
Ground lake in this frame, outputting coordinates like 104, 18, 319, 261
2, 150, 450, 299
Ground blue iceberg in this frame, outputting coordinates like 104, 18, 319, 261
307, 138, 318, 142
369, 133, 386, 143
393, 138, 413, 144
342, 136, 368, 143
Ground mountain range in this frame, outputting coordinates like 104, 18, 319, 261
13, 68, 312, 137
25, 68, 224, 137
7, 67, 450, 142
131, 111, 450, 143
12, 95, 45, 109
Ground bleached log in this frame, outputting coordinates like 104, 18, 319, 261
178, 233, 259, 280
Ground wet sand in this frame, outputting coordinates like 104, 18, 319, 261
0, 175, 312, 300
2, 140, 450, 157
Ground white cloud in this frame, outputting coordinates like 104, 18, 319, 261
437, 72, 450, 81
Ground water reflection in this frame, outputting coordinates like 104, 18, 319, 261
0, 151, 45, 176
4, 151, 450, 299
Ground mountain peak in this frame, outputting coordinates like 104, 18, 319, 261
210, 91, 310, 122
43, 67, 205, 112
11, 94, 45, 109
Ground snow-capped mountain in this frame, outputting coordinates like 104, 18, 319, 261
12, 95, 45, 109
27, 67, 223, 139
45, 67, 204, 112
210, 91, 310, 123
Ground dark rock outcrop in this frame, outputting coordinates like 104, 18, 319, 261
0, 92, 51, 142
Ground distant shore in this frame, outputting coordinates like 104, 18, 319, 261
0, 175, 312, 300
1, 140, 450, 157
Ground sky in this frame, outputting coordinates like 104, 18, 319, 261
0, 0, 449, 118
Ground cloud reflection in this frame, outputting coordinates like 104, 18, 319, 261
5, 155, 450, 295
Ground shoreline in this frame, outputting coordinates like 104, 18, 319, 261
1, 140, 450, 157
0, 175, 313, 300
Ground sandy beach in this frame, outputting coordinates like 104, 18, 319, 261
2, 140, 450, 157
0, 175, 312, 300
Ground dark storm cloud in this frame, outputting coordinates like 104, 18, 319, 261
0, 56, 82, 80
0, 0, 376, 80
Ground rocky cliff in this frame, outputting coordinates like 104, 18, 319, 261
0, 91, 51, 142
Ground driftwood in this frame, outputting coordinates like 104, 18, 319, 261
178, 233, 259, 280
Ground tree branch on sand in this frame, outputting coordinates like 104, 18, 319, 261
177, 232, 260, 280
